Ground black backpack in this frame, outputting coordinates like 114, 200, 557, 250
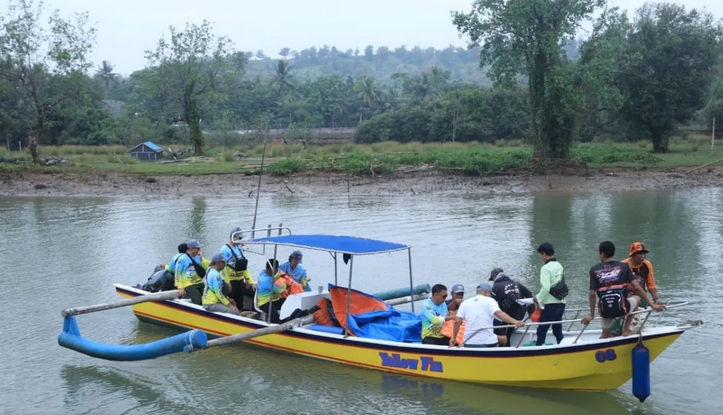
598, 286, 629, 318
225, 244, 249, 272
549, 275, 569, 300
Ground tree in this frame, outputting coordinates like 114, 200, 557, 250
618, 3, 721, 152
145, 20, 234, 155
279, 47, 290, 59
453, 0, 605, 160
355, 77, 381, 110
94, 60, 118, 91
0, 0, 95, 162
272, 59, 295, 109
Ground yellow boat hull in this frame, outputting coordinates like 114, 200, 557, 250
116, 284, 684, 391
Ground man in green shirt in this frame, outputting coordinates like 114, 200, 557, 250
533, 242, 566, 346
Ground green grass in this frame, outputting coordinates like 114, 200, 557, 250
3, 141, 723, 176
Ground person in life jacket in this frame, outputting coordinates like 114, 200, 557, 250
582, 241, 665, 338
221, 227, 256, 311
280, 250, 311, 292
256, 258, 287, 323
489, 269, 533, 346
174, 239, 210, 305
202, 253, 239, 315
622, 242, 660, 306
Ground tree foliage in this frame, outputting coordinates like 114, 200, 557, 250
617, 3, 721, 152
0, 0, 95, 161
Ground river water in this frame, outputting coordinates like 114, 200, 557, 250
1, 189, 720, 415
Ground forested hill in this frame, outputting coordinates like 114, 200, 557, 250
243, 45, 490, 84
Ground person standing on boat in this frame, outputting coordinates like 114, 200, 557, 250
533, 242, 567, 346
202, 253, 240, 315
490, 270, 533, 346
280, 250, 311, 292
451, 282, 524, 348
257, 259, 287, 323
174, 239, 208, 305
221, 227, 256, 311
623, 242, 660, 306
421, 284, 455, 345
582, 241, 665, 338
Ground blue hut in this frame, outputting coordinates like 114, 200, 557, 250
128, 141, 163, 161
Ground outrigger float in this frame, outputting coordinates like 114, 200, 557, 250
59, 226, 701, 401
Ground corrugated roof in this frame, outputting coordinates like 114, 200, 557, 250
144, 141, 162, 152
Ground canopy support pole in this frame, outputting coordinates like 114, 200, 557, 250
407, 248, 415, 313
344, 255, 354, 338
267, 244, 279, 324
333, 252, 338, 286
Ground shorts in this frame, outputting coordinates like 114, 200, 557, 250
601, 296, 639, 329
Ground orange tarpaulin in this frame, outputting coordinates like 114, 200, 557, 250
329, 285, 388, 335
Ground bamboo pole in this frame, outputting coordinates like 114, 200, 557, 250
683, 156, 723, 174
205, 316, 305, 348
61, 290, 181, 317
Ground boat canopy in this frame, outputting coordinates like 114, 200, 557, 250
247, 234, 409, 255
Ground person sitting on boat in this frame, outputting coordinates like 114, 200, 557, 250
165, 242, 187, 275
257, 258, 287, 323
421, 284, 455, 345
582, 241, 665, 338
174, 239, 208, 305
490, 270, 533, 346
451, 282, 524, 348
445, 284, 465, 311
623, 242, 660, 306
280, 250, 311, 292
221, 227, 256, 311
533, 242, 566, 346
202, 253, 239, 315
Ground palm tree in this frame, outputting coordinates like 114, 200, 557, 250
355, 77, 381, 110
273, 60, 295, 94
94, 60, 119, 90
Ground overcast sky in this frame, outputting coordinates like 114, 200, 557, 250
37, 0, 723, 75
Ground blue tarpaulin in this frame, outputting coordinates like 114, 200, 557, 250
328, 284, 421, 343
249, 234, 409, 255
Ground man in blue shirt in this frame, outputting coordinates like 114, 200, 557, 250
202, 253, 239, 315
257, 259, 286, 323
174, 239, 208, 305
166, 243, 188, 274
280, 250, 310, 292
421, 284, 454, 345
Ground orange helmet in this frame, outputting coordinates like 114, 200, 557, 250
629, 242, 649, 257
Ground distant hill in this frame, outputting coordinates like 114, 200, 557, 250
243, 45, 492, 85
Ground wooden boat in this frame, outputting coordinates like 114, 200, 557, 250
105, 232, 696, 391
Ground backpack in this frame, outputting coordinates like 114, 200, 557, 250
498, 281, 521, 311
597, 285, 629, 319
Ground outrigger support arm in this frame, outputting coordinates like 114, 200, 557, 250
61, 290, 181, 317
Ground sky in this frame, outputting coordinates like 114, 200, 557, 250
31, 0, 723, 75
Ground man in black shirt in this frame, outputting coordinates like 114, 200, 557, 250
490, 270, 533, 346
582, 241, 665, 338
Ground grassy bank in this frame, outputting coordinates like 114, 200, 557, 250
2, 137, 722, 177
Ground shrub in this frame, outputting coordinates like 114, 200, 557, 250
268, 158, 307, 176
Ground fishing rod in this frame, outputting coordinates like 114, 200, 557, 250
251, 132, 268, 240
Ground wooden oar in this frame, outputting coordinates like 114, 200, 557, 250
61, 290, 181, 317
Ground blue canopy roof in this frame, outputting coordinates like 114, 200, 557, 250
247, 234, 409, 255
144, 141, 162, 152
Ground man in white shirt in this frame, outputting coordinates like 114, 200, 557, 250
451, 282, 524, 348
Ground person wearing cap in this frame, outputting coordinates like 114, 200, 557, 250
451, 282, 524, 348
490, 269, 533, 346
174, 239, 209, 305
622, 242, 659, 305
221, 227, 256, 310
202, 253, 239, 315
257, 258, 287, 323
420, 284, 455, 345
446, 284, 465, 312
534, 242, 566, 346
280, 250, 311, 292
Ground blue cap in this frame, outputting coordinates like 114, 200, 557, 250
451, 284, 464, 293
290, 250, 303, 262
211, 253, 225, 264
230, 227, 243, 239
187, 239, 201, 249
476, 282, 493, 292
